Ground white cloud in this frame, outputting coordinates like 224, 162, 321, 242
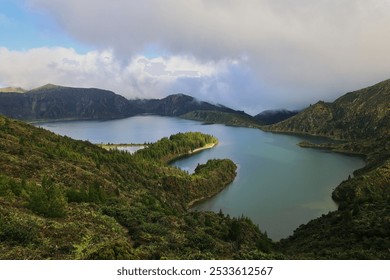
0, 47, 251, 109
9, 0, 390, 112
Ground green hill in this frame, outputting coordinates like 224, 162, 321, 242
181, 110, 263, 128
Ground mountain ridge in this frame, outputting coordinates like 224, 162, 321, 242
0, 84, 261, 126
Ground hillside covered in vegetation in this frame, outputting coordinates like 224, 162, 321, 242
0, 116, 274, 259
267, 79, 390, 259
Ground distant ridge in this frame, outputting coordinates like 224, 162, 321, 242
0, 84, 135, 120
0, 85, 258, 126
131, 93, 250, 117
254, 109, 299, 125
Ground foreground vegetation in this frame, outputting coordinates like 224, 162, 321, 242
0, 116, 275, 259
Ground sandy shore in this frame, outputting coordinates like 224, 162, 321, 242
190, 142, 217, 154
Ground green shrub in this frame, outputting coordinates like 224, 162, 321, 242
27, 177, 67, 218
0, 213, 38, 245
66, 181, 107, 204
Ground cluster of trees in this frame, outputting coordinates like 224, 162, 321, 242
0, 175, 67, 218
66, 181, 110, 204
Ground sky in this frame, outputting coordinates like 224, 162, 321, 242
1, 0, 390, 114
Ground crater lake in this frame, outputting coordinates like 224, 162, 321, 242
37, 115, 365, 240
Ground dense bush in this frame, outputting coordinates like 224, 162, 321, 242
67, 181, 108, 203
27, 177, 67, 218
0, 213, 39, 245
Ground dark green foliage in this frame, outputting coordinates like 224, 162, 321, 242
27, 176, 67, 218
182, 110, 262, 128
0, 212, 39, 246
135, 132, 217, 163
85, 239, 135, 260
67, 181, 108, 203
0, 176, 24, 197
279, 201, 390, 259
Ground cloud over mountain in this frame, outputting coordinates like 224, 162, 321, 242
4, 0, 390, 112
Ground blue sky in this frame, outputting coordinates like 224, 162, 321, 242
1, 0, 390, 114
0, 0, 89, 52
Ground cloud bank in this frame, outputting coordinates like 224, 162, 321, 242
4, 0, 390, 113
0, 47, 248, 108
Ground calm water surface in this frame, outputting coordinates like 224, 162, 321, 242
37, 116, 365, 240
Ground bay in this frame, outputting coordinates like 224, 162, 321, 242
37, 115, 365, 240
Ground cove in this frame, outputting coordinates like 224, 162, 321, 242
37, 115, 365, 240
